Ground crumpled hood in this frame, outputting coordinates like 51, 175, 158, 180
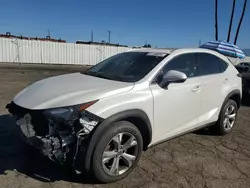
13, 73, 134, 109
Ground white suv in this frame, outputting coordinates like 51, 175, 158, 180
6, 48, 242, 183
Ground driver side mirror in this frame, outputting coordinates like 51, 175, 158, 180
157, 70, 187, 88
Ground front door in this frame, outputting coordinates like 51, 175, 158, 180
150, 53, 202, 144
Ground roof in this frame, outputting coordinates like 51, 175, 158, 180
127, 47, 224, 54
127, 47, 233, 62
127, 48, 177, 54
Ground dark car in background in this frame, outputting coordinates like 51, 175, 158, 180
242, 72, 250, 96
235, 64, 250, 96
235, 62, 250, 73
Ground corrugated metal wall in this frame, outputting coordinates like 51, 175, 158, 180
0, 38, 132, 65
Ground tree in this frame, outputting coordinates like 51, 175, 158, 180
227, 0, 236, 42
234, 0, 248, 44
215, 0, 219, 40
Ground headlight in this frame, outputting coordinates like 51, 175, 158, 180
43, 100, 98, 121
44, 108, 75, 121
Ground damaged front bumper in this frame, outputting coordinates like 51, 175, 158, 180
6, 102, 103, 171
17, 113, 76, 162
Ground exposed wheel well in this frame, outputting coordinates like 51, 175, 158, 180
122, 117, 151, 151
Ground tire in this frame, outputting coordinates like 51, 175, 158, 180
211, 99, 238, 135
92, 121, 143, 183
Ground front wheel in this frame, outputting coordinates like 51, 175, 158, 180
92, 121, 143, 183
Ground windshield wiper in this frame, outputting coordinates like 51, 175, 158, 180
84, 71, 134, 82
84, 72, 114, 80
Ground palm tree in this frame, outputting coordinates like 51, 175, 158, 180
215, 0, 219, 40
227, 0, 236, 42
234, 0, 248, 44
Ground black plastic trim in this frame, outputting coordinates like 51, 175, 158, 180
222, 89, 242, 109
82, 109, 152, 172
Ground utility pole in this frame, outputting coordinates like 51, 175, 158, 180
91, 30, 94, 42
107, 30, 111, 43
47, 29, 51, 39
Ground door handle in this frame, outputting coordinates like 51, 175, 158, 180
192, 85, 201, 92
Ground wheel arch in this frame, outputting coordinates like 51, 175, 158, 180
83, 109, 152, 172
223, 89, 241, 109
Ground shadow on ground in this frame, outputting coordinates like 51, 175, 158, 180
0, 114, 98, 184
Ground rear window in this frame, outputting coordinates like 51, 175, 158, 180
196, 53, 228, 76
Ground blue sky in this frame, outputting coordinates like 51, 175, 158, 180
0, 0, 249, 48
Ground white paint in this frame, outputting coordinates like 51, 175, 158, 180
13, 73, 134, 109
0, 38, 132, 65
11, 47, 242, 146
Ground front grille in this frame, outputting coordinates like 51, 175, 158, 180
7, 102, 49, 136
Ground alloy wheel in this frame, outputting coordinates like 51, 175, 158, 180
102, 132, 139, 176
223, 104, 236, 131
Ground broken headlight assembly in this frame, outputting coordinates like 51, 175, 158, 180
41, 100, 102, 148
43, 100, 99, 124
41, 100, 103, 165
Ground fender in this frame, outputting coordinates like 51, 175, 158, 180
82, 109, 152, 172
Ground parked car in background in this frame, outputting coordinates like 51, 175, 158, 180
238, 62, 250, 68
235, 63, 250, 96
235, 62, 250, 72
241, 71, 250, 96
6, 48, 242, 183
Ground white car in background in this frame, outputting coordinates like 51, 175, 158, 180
7, 48, 242, 183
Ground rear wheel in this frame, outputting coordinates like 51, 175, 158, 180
92, 121, 143, 183
211, 99, 238, 135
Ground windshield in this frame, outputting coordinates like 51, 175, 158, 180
84, 52, 168, 82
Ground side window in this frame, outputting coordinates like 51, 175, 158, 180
197, 53, 228, 76
161, 53, 199, 78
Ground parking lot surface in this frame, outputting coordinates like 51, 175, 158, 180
0, 63, 250, 188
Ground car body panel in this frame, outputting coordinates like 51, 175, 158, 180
13, 73, 134, 109
149, 77, 202, 144
87, 81, 154, 132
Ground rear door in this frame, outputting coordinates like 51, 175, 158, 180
196, 53, 229, 125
